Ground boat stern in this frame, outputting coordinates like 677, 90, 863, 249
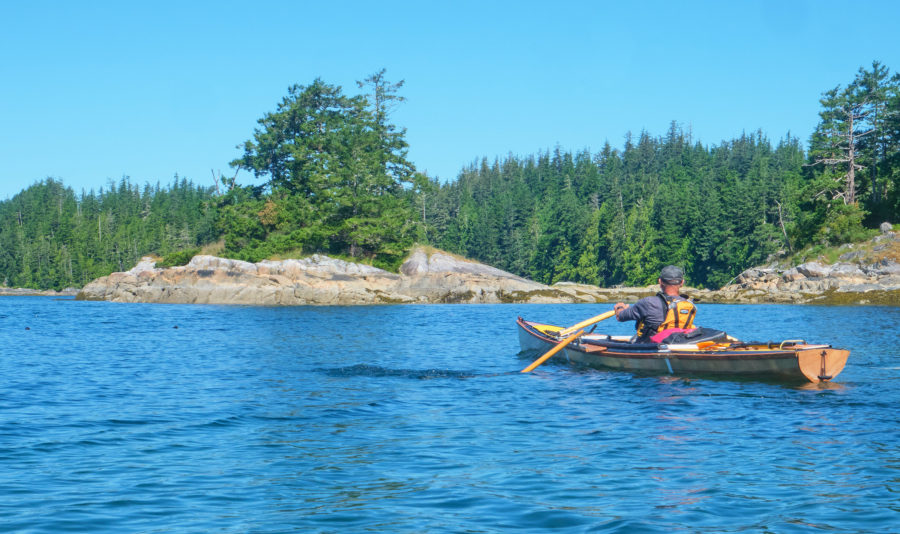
797, 348, 851, 383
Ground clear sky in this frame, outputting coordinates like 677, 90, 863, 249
2, 0, 899, 199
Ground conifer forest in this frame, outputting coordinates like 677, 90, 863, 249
2, 62, 899, 290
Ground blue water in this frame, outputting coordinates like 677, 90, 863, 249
1, 298, 899, 533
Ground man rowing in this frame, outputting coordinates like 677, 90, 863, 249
613, 265, 697, 343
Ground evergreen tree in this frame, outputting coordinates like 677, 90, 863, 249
0, 177, 217, 289
228, 74, 421, 268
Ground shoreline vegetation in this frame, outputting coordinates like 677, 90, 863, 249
6, 226, 898, 305
3, 64, 900, 300
72, 240, 900, 306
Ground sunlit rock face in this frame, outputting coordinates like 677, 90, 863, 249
76, 249, 585, 305
77, 234, 900, 306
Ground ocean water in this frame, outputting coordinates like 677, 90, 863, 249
1, 297, 898, 533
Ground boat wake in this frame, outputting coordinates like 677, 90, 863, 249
319, 363, 498, 380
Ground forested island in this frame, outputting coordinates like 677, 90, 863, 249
1, 63, 898, 294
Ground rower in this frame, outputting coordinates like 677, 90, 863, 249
613, 265, 697, 343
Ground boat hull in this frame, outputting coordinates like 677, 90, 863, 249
517, 317, 849, 383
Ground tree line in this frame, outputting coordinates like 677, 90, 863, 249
0, 177, 218, 289
1, 62, 897, 290
423, 130, 803, 288
423, 61, 900, 288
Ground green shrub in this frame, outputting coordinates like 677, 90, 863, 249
157, 248, 201, 268
816, 203, 877, 245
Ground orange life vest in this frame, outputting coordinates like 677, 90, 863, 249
636, 293, 697, 339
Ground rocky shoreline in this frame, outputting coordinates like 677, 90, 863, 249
75, 249, 586, 305
0, 287, 79, 297
74, 234, 900, 306
711, 258, 900, 305
710, 229, 900, 305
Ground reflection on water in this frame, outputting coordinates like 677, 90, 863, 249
792, 380, 847, 391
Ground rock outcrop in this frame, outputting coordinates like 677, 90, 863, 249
75, 227, 900, 306
76, 249, 593, 305
713, 228, 900, 305
714, 258, 900, 305
0, 287, 79, 297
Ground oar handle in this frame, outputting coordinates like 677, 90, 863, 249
558, 310, 615, 337
521, 329, 584, 373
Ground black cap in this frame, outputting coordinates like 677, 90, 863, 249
660, 265, 684, 284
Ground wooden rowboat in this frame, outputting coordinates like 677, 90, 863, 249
517, 317, 849, 383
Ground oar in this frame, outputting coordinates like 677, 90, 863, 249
521, 329, 584, 373
558, 310, 616, 337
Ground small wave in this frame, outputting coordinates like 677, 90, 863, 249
319, 364, 485, 380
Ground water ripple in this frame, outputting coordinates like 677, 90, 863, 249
0, 299, 897, 532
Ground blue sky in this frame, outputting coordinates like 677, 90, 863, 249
2, 0, 899, 199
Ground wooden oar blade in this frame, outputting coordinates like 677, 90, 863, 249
558, 310, 615, 337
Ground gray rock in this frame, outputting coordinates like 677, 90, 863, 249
127, 256, 159, 274
864, 260, 900, 276
0, 287, 79, 297
400, 250, 527, 280
398, 250, 431, 276
781, 268, 806, 282
881, 222, 893, 234
737, 268, 776, 284
796, 262, 832, 278
796, 278, 839, 292
735, 269, 756, 284
189, 255, 259, 275
829, 263, 866, 279
875, 275, 900, 290
837, 283, 884, 293
260, 254, 389, 277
